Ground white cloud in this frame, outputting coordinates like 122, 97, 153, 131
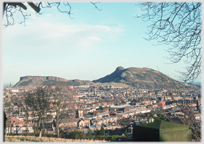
90, 36, 101, 41
2, 10, 125, 83
3, 17, 124, 54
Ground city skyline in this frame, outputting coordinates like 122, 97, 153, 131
2, 2, 201, 85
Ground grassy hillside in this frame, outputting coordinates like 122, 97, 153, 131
94, 66, 199, 89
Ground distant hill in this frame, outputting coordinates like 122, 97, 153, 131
13, 67, 199, 90
93, 66, 199, 89
14, 76, 93, 87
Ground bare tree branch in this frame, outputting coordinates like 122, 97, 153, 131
28, 2, 40, 13
136, 2, 201, 82
90, 2, 102, 11
3, 2, 74, 27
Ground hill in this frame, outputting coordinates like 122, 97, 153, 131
93, 66, 199, 89
13, 67, 199, 89
14, 76, 93, 87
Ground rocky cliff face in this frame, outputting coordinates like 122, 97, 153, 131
15, 76, 93, 87
20, 76, 68, 82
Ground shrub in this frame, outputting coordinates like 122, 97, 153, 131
95, 129, 98, 137
99, 126, 105, 136
20, 137, 25, 141
124, 130, 128, 137
111, 135, 120, 141
86, 128, 92, 137
70, 131, 83, 139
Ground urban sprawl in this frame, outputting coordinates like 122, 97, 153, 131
4, 84, 201, 137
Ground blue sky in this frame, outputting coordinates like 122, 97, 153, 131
2, 2, 201, 85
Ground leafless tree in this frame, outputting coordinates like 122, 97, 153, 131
155, 70, 201, 141
21, 92, 31, 136
47, 84, 76, 138
90, 2, 102, 11
117, 118, 131, 127
25, 86, 50, 137
168, 83, 200, 141
3, 2, 101, 27
4, 111, 7, 141
3, 2, 73, 27
136, 2, 201, 82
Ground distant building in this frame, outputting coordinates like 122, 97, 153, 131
6, 117, 35, 134
76, 109, 83, 118
157, 101, 166, 107
77, 119, 90, 127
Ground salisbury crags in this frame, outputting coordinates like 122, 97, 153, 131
20, 76, 68, 82
15, 76, 93, 87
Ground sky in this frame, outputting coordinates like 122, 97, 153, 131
2, 2, 202, 85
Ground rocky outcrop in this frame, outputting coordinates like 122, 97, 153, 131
15, 76, 94, 87
93, 66, 199, 89
20, 76, 68, 82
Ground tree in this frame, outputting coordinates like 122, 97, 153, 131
124, 129, 128, 137
86, 128, 92, 137
136, 2, 201, 82
155, 111, 167, 121
25, 86, 50, 137
71, 131, 83, 139
167, 89, 201, 141
149, 113, 155, 119
46, 114, 53, 121
118, 118, 131, 127
95, 129, 98, 137
98, 106, 103, 110
15, 91, 33, 136
152, 70, 201, 141
99, 126, 105, 136
111, 135, 120, 141
4, 111, 7, 142
3, 2, 101, 27
48, 84, 75, 138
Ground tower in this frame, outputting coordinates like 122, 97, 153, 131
94, 88, 96, 96
76, 109, 83, 118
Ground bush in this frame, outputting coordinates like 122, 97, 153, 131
86, 128, 92, 137
99, 126, 105, 136
124, 130, 128, 137
20, 137, 25, 141
155, 111, 167, 121
111, 135, 120, 141
95, 129, 98, 137
70, 131, 84, 139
